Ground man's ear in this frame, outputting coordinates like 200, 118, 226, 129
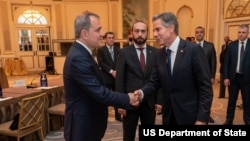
169, 24, 175, 32
81, 30, 89, 39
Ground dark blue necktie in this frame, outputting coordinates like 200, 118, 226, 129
239, 42, 244, 73
166, 49, 171, 78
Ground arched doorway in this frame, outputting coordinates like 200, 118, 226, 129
177, 5, 194, 39
15, 9, 51, 72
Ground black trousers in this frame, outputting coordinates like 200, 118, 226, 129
226, 74, 250, 124
219, 74, 229, 97
123, 102, 156, 141
105, 83, 122, 120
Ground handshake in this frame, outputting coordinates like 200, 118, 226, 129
128, 90, 142, 106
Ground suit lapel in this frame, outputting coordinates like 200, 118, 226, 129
172, 39, 186, 82
230, 41, 239, 68
202, 41, 209, 55
104, 46, 113, 62
158, 47, 171, 84
113, 46, 119, 63
130, 45, 144, 76
74, 42, 103, 83
145, 46, 154, 76
243, 39, 250, 59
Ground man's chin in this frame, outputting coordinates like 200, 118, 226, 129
156, 40, 164, 46
134, 41, 146, 45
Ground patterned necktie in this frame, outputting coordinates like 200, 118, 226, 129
198, 42, 201, 47
109, 47, 114, 61
166, 49, 171, 78
138, 48, 145, 73
239, 42, 245, 73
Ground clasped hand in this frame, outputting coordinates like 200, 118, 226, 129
128, 90, 142, 106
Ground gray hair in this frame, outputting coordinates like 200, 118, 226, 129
74, 11, 100, 38
152, 12, 179, 35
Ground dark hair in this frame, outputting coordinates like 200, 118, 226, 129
195, 26, 205, 34
103, 32, 114, 39
131, 19, 148, 32
186, 37, 192, 41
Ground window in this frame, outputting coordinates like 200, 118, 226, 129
225, 0, 250, 18
18, 10, 47, 25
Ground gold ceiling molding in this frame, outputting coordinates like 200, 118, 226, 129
225, 0, 250, 19
63, 0, 108, 2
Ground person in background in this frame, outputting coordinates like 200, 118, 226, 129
185, 36, 192, 42
63, 11, 140, 141
123, 33, 134, 48
218, 36, 231, 98
116, 20, 162, 141
136, 12, 213, 125
195, 26, 217, 123
191, 36, 196, 43
128, 34, 134, 45
223, 24, 250, 125
97, 31, 123, 122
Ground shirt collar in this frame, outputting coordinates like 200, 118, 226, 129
239, 39, 247, 44
134, 43, 146, 49
76, 40, 92, 55
165, 36, 180, 53
106, 45, 113, 48
197, 40, 204, 46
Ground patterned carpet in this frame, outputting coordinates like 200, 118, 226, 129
44, 107, 163, 141
6, 74, 244, 141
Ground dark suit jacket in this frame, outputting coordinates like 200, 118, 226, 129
202, 41, 217, 79
97, 45, 120, 87
224, 39, 250, 83
116, 44, 162, 109
63, 41, 130, 141
219, 44, 227, 73
142, 39, 213, 124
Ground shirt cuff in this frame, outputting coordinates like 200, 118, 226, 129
109, 69, 113, 74
139, 89, 144, 101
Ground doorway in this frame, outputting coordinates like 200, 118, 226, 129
17, 28, 51, 72
15, 8, 51, 72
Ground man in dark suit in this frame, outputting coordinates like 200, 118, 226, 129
195, 26, 217, 123
223, 24, 250, 125
63, 11, 139, 141
123, 33, 134, 48
116, 20, 162, 141
97, 31, 122, 122
219, 36, 231, 98
136, 12, 213, 125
